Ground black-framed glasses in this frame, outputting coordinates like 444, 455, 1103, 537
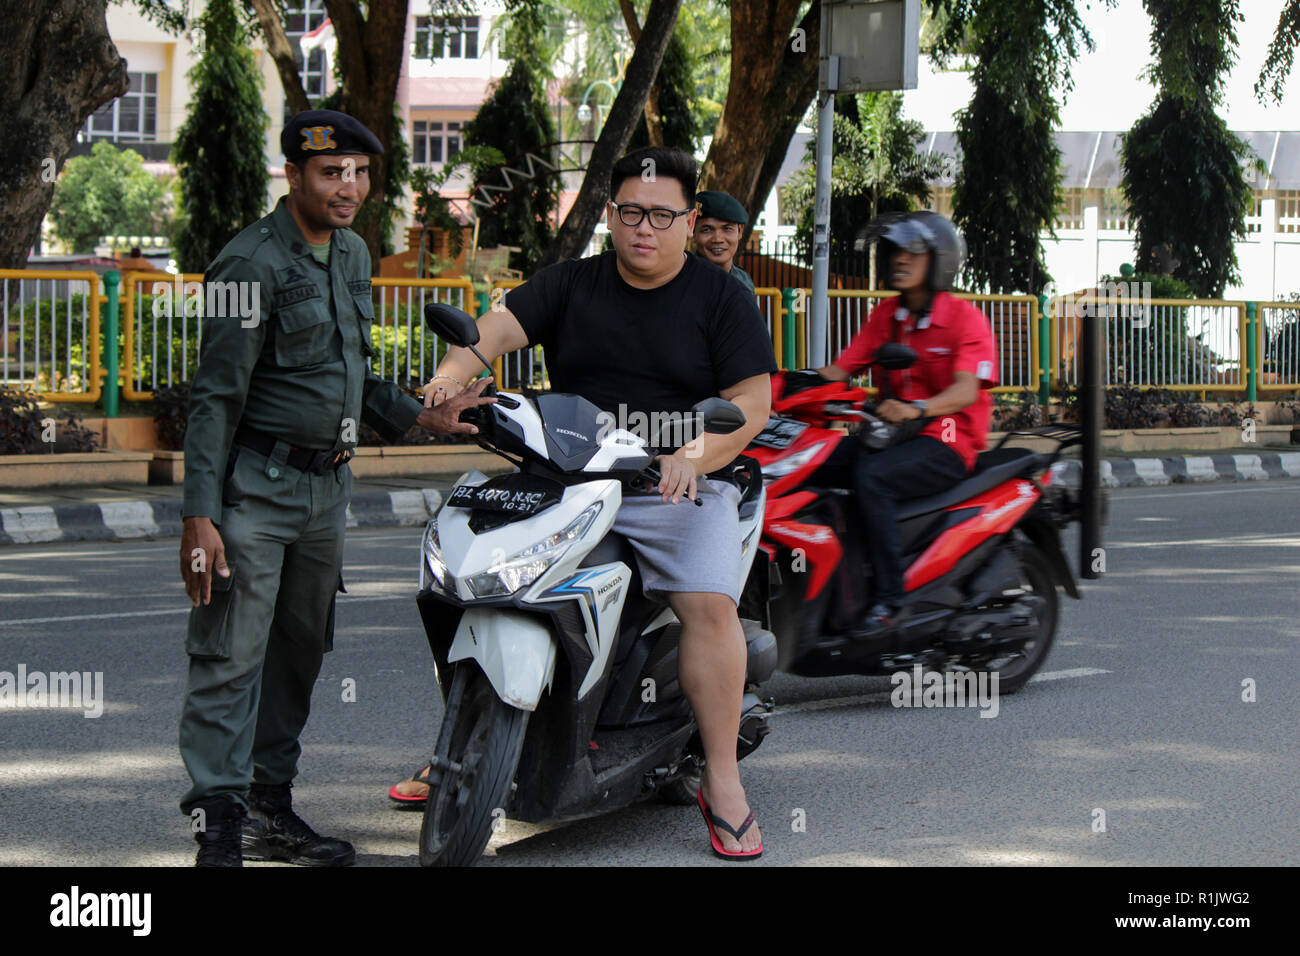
610, 201, 692, 230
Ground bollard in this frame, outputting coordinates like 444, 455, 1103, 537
1038, 294, 1051, 406
103, 270, 120, 418
1246, 301, 1257, 404
1079, 304, 1104, 579
781, 288, 798, 370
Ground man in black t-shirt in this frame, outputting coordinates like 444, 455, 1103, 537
410, 147, 776, 857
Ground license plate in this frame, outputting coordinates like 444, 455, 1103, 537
445, 477, 560, 515
751, 416, 808, 450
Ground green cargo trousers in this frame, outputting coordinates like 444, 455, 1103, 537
178, 443, 350, 814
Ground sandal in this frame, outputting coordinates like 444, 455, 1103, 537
387, 764, 431, 805
696, 788, 763, 860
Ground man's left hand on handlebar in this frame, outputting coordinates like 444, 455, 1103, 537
652, 453, 698, 504
876, 399, 924, 424
416, 376, 497, 435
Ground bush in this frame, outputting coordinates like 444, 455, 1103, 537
1055, 385, 1254, 430
153, 384, 189, 451
0, 387, 99, 454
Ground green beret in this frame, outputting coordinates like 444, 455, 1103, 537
282, 109, 384, 165
696, 190, 748, 224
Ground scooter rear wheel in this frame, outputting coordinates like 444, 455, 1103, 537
975, 540, 1059, 694
419, 663, 529, 867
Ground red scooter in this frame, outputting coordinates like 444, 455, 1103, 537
736, 344, 1088, 693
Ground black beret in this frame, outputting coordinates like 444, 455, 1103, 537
696, 190, 748, 224
282, 109, 384, 165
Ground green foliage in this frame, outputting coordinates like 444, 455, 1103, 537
1120, 1, 1262, 298
927, 1, 1103, 295
48, 143, 172, 254
627, 31, 700, 152
1258, 0, 1300, 103
172, 0, 269, 273
784, 92, 945, 270
152, 383, 189, 450
462, 55, 559, 273
0, 388, 98, 454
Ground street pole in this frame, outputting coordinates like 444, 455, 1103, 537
810, 52, 838, 369
1079, 310, 1104, 579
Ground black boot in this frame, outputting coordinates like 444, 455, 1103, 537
191, 795, 246, 867
243, 781, 355, 867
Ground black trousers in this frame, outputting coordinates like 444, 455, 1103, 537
809, 436, 968, 605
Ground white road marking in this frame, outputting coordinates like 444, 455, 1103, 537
770, 667, 1110, 715
0, 593, 408, 627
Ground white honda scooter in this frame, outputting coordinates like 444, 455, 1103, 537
414, 304, 776, 866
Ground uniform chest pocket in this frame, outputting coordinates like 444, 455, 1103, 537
275, 302, 336, 367
352, 293, 376, 359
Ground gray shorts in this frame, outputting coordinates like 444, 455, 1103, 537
611, 477, 744, 605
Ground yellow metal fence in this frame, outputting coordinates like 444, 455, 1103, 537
0, 269, 102, 402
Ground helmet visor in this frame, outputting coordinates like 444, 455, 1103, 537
880, 218, 936, 255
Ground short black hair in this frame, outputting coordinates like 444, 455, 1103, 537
130, 246, 142, 257
609, 147, 698, 207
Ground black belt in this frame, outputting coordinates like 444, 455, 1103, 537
233, 424, 353, 474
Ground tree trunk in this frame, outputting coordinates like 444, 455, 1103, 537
248, 0, 311, 114
544, 0, 681, 264
0, 0, 128, 268
700, 0, 820, 230
323, 0, 409, 272
618, 0, 663, 146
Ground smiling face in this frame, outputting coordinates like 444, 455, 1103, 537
694, 217, 741, 270
890, 247, 931, 293
285, 154, 371, 240
608, 175, 696, 286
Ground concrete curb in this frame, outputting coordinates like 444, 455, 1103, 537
3, 452, 1299, 546
0, 489, 444, 546
1051, 451, 1300, 488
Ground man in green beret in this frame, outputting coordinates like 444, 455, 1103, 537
694, 190, 755, 294
176, 108, 493, 866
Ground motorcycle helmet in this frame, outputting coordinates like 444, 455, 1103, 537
859, 211, 966, 293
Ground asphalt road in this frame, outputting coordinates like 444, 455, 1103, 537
1, 479, 1297, 866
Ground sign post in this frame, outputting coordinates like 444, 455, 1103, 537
810, 0, 921, 367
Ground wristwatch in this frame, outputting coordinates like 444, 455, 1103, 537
911, 399, 929, 417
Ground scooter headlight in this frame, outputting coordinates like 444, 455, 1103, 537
421, 519, 453, 592
761, 441, 828, 482
465, 502, 603, 598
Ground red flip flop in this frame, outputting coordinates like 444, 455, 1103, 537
696, 788, 763, 860
387, 765, 430, 805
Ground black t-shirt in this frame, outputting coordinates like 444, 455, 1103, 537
506, 250, 777, 451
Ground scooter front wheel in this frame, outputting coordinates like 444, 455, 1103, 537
419, 663, 529, 867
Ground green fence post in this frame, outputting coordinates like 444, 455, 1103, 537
103, 270, 120, 418
781, 288, 798, 370
476, 290, 491, 316
1246, 301, 1257, 403
1037, 294, 1051, 407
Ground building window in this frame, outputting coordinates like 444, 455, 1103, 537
1100, 188, 1129, 231
284, 0, 326, 36
83, 72, 157, 142
414, 16, 480, 59
1277, 191, 1300, 234
413, 120, 462, 166
1245, 193, 1263, 234
1055, 188, 1086, 231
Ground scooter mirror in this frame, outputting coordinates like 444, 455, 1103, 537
423, 303, 481, 347
874, 342, 917, 370
693, 397, 747, 434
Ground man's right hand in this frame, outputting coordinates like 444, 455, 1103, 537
180, 516, 229, 607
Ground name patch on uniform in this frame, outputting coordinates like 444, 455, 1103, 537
274, 285, 322, 308
348, 279, 371, 296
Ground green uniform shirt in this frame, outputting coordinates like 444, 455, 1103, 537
182, 196, 423, 520
728, 263, 755, 294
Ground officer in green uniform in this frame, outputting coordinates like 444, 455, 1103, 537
693, 190, 756, 293
177, 109, 492, 867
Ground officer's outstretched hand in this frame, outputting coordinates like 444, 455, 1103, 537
417, 375, 496, 435
180, 516, 230, 607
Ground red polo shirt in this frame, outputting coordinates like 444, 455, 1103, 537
833, 292, 998, 471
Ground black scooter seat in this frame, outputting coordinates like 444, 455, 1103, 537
896, 447, 1042, 520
